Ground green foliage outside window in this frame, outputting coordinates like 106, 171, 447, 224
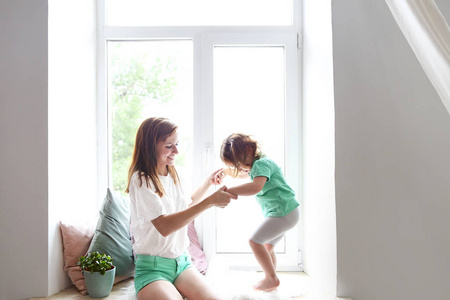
110, 43, 177, 194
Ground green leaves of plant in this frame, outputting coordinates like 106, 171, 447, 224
77, 251, 113, 275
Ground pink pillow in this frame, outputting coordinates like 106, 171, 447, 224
59, 222, 95, 295
60, 222, 131, 295
187, 220, 208, 275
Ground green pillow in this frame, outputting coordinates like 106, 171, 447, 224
88, 188, 135, 277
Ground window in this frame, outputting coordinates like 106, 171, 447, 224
98, 0, 302, 270
107, 40, 194, 194
106, 0, 293, 26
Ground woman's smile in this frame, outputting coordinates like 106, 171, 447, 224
156, 131, 179, 175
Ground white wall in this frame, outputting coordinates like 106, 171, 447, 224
333, 1, 450, 299
0, 1, 49, 299
48, 0, 98, 295
302, 0, 337, 295
0, 1, 97, 299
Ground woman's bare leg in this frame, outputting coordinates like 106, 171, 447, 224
249, 240, 280, 292
137, 280, 183, 300
175, 267, 222, 300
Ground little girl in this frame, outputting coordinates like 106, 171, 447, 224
216, 133, 299, 292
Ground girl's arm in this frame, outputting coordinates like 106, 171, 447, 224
225, 176, 267, 196
152, 186, 237, 237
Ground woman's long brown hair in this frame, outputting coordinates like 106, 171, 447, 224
125, 117, 180, 197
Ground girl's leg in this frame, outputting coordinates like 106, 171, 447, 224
249, 239, 280, 292
249, 208, 299, 291
264, 243, 276, 270
137, 280, 184, 300
175, 267, 222, 300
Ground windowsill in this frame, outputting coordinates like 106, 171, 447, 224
31, 272, 351, 300
206, 268, 349, 299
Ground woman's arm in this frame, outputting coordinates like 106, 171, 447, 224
190, 168, 224, 206
152, 186, 236, 237
225, 176, 267, 197
221, 168, 250, 179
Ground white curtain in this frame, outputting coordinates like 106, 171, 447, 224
386, 0, 450, 115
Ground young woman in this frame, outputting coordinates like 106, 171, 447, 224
126, 117, 237, 300
217, 133, 299, 292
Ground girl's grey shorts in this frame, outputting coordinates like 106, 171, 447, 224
250, 207, 299, 245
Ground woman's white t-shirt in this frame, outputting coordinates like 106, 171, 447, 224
129, 171, 189, 258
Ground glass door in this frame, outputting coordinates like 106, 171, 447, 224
200, 34, 301, 270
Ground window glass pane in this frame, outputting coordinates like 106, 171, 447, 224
107, 0, 292, 26
109, 40, 193, 195
213, 46, 285, 253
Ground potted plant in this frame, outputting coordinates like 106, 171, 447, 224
77, 251, 116, 298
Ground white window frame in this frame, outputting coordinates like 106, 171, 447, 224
96, 0, 303, 270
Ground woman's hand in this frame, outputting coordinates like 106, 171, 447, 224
209, 168, 226, 185
153, 186, 238, 237
191, 168, 230, 206
206, 185, 237, 208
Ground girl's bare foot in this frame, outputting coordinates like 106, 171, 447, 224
253, 276, 280, 292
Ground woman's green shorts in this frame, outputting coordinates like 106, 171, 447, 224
134, 253, 194, 295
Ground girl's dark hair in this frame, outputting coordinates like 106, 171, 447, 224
220, 133, 262, 177
125, 117, 180, 197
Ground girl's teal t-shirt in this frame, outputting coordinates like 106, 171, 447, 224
250, 157, 299, 217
